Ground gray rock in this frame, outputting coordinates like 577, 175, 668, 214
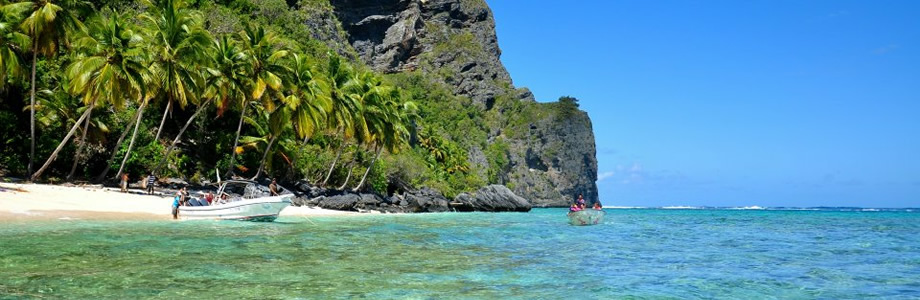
315, 194, 362, 211
403, 187, 450, 212
453, 184, 530, 212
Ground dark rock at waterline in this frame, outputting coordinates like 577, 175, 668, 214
313, 193, 363, 211
452, 185, 531, 212
403, 187, 450, 213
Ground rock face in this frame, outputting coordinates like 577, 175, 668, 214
327, 0, 598, 206
506, 111, 599, 207
329, 0, 509, 106
289, 182, 531, 213
453, 185, 531, 212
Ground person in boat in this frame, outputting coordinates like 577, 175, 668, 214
204, 191, 215, 204
569, 203, 582, 212
120, 173, 129, 193
146, 173, 156, 195
576, 194, 586, 209
269, 178, 280, 196
179, 187, 190, 206
593, 202, 602, 210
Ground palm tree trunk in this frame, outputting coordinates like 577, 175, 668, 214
66, 107, 94, 181
322, 130, 345, 186
353, 143, 382, 192
96, 100, 145, 182
252, 135, 278, 180
296, 135, 310, 180
154, 100, 171, 141
225, 103, 248, 177
337, 161, 355, 190
28, 48, 37, 178
154, 99, 212, 175
31, 99, 97, 181
114, 100, 147, 180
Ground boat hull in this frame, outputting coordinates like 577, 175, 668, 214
567, 209, 606, 226
178, 196, 292, 222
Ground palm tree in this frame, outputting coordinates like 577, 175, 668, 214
321, 55, 361, 186
287, 53, 329, 176
353, 89, 416, 192
140, 0, 209, 141
0, 1, 29, 88
203, 35, 249, 117
248, 103, 289, 179
31, 9, 147, 181
225, 24, 287, 177
21, 0, 88, 177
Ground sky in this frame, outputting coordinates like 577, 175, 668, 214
487, 0, 920, 207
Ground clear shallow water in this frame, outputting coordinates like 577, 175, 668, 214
1, 208, 919, 299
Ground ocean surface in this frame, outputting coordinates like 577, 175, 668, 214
1, 208, 919, 299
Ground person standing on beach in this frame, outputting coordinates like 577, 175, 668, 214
146, 174, 156, 195
120, 173, 129, 193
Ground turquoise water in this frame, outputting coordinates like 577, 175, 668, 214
1, 208, 919, 299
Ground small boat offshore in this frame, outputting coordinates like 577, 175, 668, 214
567, 209, 605, 226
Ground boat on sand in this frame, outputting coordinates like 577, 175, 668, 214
178, 180, 291, 222
567, 209, 605, 226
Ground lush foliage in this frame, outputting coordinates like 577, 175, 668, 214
0, 0, 562, 198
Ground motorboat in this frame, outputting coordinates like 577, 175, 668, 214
178, 180, 291, 222
567, 209, 605, 226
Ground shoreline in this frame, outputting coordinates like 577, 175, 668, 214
0, 182, 359, 222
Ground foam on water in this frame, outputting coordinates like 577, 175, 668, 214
1, 208, 919, 298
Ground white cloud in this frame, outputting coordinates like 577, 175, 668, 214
597, 171, 615, 182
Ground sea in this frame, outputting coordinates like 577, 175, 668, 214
1, 207, 919, 299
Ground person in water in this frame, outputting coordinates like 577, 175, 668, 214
171, 194, 180, 219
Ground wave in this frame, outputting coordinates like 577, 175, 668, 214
661, 206, 705, 209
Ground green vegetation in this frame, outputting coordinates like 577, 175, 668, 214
0, 0, 566, 197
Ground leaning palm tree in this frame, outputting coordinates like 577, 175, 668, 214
225, 23, 287, 177
353, 89, 416, 192
31, 10, 146, 181
21, 0, 88, 177
287, 53, 330, 173
249, 103, 290, 179
140, 0, 210, 141
320, 55, 361, 186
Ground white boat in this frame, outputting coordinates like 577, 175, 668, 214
567, 209, 606, 226
178, 180, 292, 222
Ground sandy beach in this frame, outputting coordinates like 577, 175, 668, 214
0, 182, 357, 221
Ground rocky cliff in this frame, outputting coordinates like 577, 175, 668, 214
324, 0, 598, 206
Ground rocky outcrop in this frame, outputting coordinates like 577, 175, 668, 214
506, 110, 598, 207
289, 181, 531, 213
329, 0, 510, 106
452, 185, 531, 212
327, 0, 599, 207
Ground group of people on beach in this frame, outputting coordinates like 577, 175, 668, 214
114, 173, 157, 195
569, 194, 602, 212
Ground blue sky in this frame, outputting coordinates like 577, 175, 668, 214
487, 1, 919, 207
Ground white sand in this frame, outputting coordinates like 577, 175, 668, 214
0, 182, 357, 221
